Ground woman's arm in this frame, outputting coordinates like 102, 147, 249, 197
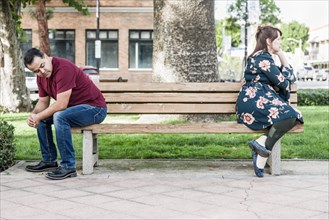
256, 52, 292, 101
276, 51, 296, 83
257, 52, 292, 90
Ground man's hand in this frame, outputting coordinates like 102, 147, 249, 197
27, 114, 40, 128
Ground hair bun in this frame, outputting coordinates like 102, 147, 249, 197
257, 25, 264, 33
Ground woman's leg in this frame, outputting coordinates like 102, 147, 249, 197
252, 118, 297, 177
265, 118, 297, 151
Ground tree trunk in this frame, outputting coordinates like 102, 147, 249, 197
36, 0, 51, 55
0, 0, 31, 112
153, 0, 218, 82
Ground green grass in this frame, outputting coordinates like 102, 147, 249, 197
1, 106, 328, 160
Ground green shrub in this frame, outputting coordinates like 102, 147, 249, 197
298, 89, 329, 106
0, 120, 16, 172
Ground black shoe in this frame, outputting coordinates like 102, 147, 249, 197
25, 161, 58, 172
252, 150, 264, 178
248, 140, 271, 157
45, 167, 77, 180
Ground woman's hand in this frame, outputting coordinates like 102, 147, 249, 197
275, 50, 289, 67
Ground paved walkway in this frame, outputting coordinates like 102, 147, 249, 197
1, 160, 328, 220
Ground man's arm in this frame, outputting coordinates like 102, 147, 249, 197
27, 96, 50, 128
32, 96, 51, 114
30, 89, 72, 127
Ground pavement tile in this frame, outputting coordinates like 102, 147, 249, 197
69, 194, 119, 205
23, 183, 65, 194
0, 189, 36, 200
251, 182, 297, 194
259, 205, 325, 219
308, 184, 329, 193
137, 184, 182, 194
22, 213, 73, 219
4, 194, 57, 206
79, 184, 124, 194
284, 188, 328, 200
159, 197, 217, 213
1, 178, 44, 189
244, 201, 287, 213
251, 193, 311, 206
45, 188, 92, 199
96, 199, 183, 219
193, 184, 234, 194
1, 160, 328, 220
103, 188, 152, 200
0, 203, 55, 219
194, 206, 259, 219
197, 193, 245, 207
163, 188, 214, 201
0, 200, 24, 212
55, 205, 115, 219
309, 213, 329, 219
290, 198, 329, 212
34, 199, 86, 212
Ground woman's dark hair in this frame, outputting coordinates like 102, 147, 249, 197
247, 25, 282, 60
23, 48, 44, 67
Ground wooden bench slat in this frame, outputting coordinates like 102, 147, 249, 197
106, 103, 299, 114
72, 122, 304, 134
107, 103, 236, 114
99, 82, 298, 92
103, 93, 297, 103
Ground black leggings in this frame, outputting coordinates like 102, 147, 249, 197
264, 118, 297, 151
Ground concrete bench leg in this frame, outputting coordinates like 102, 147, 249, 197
267, 139, 281, 175
93, 134, 99, 167
82, 130, 94, 175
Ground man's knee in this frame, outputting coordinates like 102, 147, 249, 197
53, 111, 66, 125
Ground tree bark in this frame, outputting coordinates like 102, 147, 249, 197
36, 0, 51, 55
0, 0, 31, 112
153, 0, 218, 82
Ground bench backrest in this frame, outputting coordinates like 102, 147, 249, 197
98, 82, 298, 115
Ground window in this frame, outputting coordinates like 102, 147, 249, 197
20, 29, 32, 56
49, 30, 75, 62
86, 30, 118, 68
129, 30, 153, 69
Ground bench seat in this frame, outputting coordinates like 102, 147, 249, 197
72, 82, 303, 175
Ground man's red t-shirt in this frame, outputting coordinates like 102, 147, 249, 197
37, 57, 106, 108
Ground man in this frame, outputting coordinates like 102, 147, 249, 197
24, 48, 107, 180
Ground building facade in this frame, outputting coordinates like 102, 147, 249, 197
21, 0, 154, 82
306, 24, 329, 68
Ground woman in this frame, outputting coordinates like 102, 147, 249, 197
236, 25, 304, 177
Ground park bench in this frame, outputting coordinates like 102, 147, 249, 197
72, 81, 304, 175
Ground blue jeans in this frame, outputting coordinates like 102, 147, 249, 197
37, 104, 107, 169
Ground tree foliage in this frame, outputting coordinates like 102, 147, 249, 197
8, 0, 36, 42
62, 0, 89, 15
216, 17, 241, 51
228, 0, 281, 25
0, 119, 16, 172
31, 0, 89, 55
218, 0, 281, 49
1, 0, 89, 112
281, 21, 309, 52
258, 0, 281, 25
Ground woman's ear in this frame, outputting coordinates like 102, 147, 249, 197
266, 38, 271, 46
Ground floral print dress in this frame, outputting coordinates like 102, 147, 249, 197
236, 50, 304, 130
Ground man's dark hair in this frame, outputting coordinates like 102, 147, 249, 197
23, 48, 44, 67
